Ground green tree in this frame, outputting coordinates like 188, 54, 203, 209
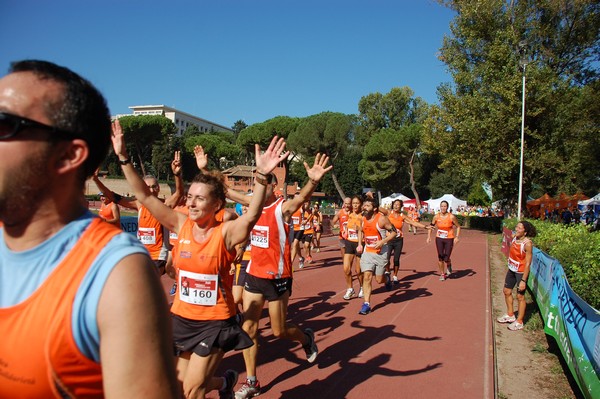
116, 115, 176, 176
287, 112, 355, 198
357, 87, 431, 203
236, 116, 301, 194
232, 120, 248, 137
425, 0, 600, 210
184, 134, 240, 171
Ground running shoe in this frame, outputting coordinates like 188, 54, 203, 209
508, 321, 524, 331
392, 275, 399, 285
235, 379, 261, 399
358, 302, 371, 315
299, 257, 304, 269
343, 288, 356, 300
306, 256, 313, 264
497, 314, 516, 323
384, 272, 392, 291
169, 282, 177, 296
219, 369, 239, 399
358, 287, 364, 298
316, 248, 320, 253
439, 274, 446, 281
303, 328, 318, 363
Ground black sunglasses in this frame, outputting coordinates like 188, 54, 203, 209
0, 111, 81, 140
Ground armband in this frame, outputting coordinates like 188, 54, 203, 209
255, 176, 269, 186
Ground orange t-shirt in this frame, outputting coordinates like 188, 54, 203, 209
0, 218, 120, 398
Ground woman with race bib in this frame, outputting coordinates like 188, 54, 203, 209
496, 221, 536, 331
427, 200, 461, 281
111, 118, 289, 399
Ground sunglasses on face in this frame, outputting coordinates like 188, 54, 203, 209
0, 111, 82, 140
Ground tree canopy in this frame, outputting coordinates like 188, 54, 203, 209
425, 0, 600, 206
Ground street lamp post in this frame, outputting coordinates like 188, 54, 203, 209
517, 41, 528, 220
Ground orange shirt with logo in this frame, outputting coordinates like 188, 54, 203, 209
171, 219, 236, 321
0, 218, 120, 398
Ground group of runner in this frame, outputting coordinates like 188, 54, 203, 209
0, 59, 529, 399
330, 195, 459, 315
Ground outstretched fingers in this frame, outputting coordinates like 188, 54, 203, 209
255, 136, 289, 173
111, 119, 126, 157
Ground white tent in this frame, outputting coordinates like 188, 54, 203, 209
381, 193, 411, 208
579, 193, 600, 207
427, 194, 467, 213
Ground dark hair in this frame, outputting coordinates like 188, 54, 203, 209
363, 196, 378, 209
392, 199, 403, 208
441, 200, 449, 207
351, 195, 363, 204
520, 220, 537, 238
191, 171, 227, 211
9, 60, 111, 181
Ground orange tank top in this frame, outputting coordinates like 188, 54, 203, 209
248, 198, 292, 279
303, 210, 314, 234
508, 237, 530, 273
338, 209, 349, 239
388, 211, 404, 237
0, 218, 120, 398
138, 205, 167, 260
171, 219, 236, 320
346, 212, 363, 243
291, 208, 303, 232
169, 205, 189, 247
98, 202, 119, 227
362, 213, 385, 253
435, 213, 455, 239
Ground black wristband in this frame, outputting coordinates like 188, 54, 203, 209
118, 158, 131, 165
113, 192, 122, 203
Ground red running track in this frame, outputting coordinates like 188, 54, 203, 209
162, 228, 494, 399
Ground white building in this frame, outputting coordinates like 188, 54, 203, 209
116, 105, 233, 136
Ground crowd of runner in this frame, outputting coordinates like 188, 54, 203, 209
0, 60, 530, 399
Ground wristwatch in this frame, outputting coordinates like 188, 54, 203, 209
118, 158, 131, 165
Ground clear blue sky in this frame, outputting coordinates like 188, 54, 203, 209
1, 0, 456, 128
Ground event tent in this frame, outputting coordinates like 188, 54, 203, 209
381, 193, 411, 208
426, 194, 467, 213
403, 198, 428, 208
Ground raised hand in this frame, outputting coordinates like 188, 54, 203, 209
304, 153, 333, 182
194, 145, 208, 171
110, 119, 128, 159
254, 136, 289, 175
171, 151, 182, 175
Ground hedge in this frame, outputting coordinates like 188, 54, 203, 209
504, 219, 600, 310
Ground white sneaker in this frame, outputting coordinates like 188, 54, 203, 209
299, 257, 304, 269
358, 287, 364, 298
343, 288, 355, 300
497, 314, 516, 323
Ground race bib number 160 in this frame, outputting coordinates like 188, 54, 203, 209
178, 270, 218, 306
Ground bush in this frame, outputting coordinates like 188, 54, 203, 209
504, 219, 600, 309
467, 216, 503, 232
